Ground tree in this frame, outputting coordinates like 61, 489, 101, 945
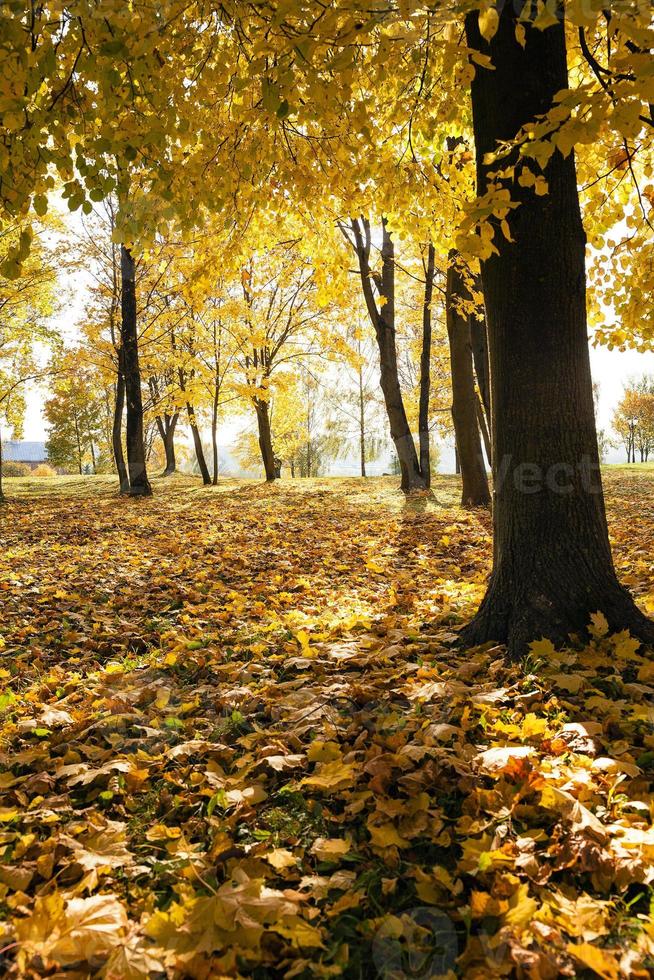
613, 379, 654, 463
45, 356, 106, 474
460, 0, 654, 655
446, 256, 491, 507
341, 218, 430, 492
0, 220, 58, 501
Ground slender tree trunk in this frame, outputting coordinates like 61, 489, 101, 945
359, 366, 367, 478
254, 398, 277, 482
186, 402, 211, 485
462, 2, 654, 655
470, 305, 492, 463
112, 365, 129, 493
120, 245, 152, 497
446, 259, 491, 508
211, 384, 219, 486
0, 431, 4, 503
419, 242, 435, 488
89, 438, 97, 474
74, 414, 83, 475
156, 412, 178, 476
350, 218, 427, 492
476, 393, 493, 466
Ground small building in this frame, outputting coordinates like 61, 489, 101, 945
2, 441, 47, 470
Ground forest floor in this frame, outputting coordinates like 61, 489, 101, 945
1, 471, 654, 978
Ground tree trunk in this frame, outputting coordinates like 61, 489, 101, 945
74, 413, 83, 475
255, 398, 277, 482
211, 381, 219, 485
120, 245, 152, 497
156, 412, 178, 476
112, 365, 130, 493
476, 393, 493, 466
446, 259, 491, 508
351, 218, 427, 492
419, 243, 435, 488
0, 432, 4, 503
359, 366, 367, 478
470, 304, 492, 463
462, 2, 654, 655
186, 402, 211, 485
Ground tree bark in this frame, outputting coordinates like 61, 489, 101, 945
419, 243, 435, 488
120, 245, 152, 497
156, 412, 178, 476
351, 218, 428, 492
211, 383, 219, 485
446, 259, 491, 508
112, 364, 129, 493
0, 432, 4, 503
254, 398, 277, 482
186, 402, 211, 485
462, 2, 654, 655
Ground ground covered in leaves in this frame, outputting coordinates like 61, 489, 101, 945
2, 471, 654, 979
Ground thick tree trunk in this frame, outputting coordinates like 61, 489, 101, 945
120, 245, 152, 497
351, 218, 427, 492
254, 398, 277, 482
463, 2, 654, 655
446, 259, 491, 508
419, 243, 435, 488
112, 366, 129, 493
185, 403, 210, 485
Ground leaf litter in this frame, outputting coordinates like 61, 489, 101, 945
0, 473, 654, 977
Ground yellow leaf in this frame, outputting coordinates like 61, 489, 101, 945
589, 611, 609, 639
266, 848, 297, 870
310, 838, 351, 861
300, 760, 358, 791
478, 7, 499, 42
566, 942, 621, 980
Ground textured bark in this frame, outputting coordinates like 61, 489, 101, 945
120, 245, 152, 497
446, 260, 491, 508
112, 368, 129, 493
351, 218, 428, 492
0, 435, 4, 503
255, 398, 277, 482
419, 243, 435, 488
463, 2, 654, 655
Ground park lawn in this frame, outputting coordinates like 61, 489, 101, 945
1, 472, 654, 976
